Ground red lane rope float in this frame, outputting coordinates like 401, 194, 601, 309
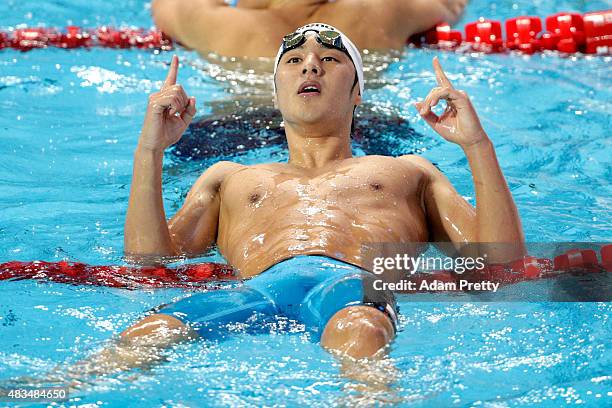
0, 245, 609, 290
407, 247, 610, 293
411, 9, 611, 55
0, 260, 234, 289
0, 26, 172, 51
0, 10, 609, 54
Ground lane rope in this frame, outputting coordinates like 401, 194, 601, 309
0, 26, 172, 51
0, 10, 609, 55
410, 10, 611, 55
1, 245, 609, 289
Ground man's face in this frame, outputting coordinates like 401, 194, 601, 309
274, 34, 361, 131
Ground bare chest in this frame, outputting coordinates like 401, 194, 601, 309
220, 161, 423, 215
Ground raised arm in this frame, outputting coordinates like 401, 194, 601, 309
151, 0, 279, 56
410, 57, 525, 261
124, 55, 236, 258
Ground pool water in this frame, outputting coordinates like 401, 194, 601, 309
1, 0, 611, 406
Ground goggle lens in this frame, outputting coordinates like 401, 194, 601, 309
280, 29, 347, 62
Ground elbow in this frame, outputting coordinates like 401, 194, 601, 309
442, 0, 468, 25
123, 248, 180, 266
151, 0, 177, 37
123, 236, 179, 262
151, 1, 167, 30
151, 0, 170, 18
151, 0, 164, 25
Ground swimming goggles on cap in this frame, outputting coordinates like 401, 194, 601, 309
280, 28, 349, 58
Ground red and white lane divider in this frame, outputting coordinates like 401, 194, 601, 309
0, 260, 233, 289
412, 10, 611, 54
0, 10, 609, 55
0, 26, 172, 51
0, 245, 609, 290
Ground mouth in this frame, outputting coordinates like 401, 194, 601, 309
297, 81, 321, 96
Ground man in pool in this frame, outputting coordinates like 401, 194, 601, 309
151, 0, 468, 57
74, 23, 523, 376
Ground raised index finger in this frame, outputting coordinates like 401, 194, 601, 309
162, 55, 179, 89
433, 56, 454, 89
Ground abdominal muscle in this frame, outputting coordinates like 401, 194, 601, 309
220, 212, 428, 278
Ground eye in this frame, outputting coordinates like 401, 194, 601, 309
322, 56, 338, 62
286, 57, 301, 63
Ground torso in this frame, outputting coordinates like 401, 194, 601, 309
310, 0, 409, 50
208, 0, 409, 57
216, 155, 429, 277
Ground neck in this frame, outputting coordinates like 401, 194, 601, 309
283, 121, 353, 169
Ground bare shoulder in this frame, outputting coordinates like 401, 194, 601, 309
215, 161, 283, 190
397, 154, 459, 197
189, 161, 245, 199
397, 154, 442, 177
205, 160, 246, 182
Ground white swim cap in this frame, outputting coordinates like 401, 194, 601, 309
273, 23, 364, 96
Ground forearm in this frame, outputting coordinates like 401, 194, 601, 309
416, 56, 523, 259
463, 137, 525, 249
124, 145, 176, 256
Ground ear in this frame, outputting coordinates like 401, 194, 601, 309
353, 89, 362, 107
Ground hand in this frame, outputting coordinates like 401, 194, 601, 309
139, 55, 196, 152
415, 57, 488, 148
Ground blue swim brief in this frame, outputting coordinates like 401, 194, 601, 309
156, 255, 398, 341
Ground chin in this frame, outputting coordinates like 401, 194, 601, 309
289, 106, 326, 122
282, 100, 344, 128
298, 111, 335, 127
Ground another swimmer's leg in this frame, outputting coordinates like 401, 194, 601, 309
320, 306, 394, 359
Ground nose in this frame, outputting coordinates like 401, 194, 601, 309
302, 54, 322, 76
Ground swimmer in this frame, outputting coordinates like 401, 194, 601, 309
64, 23, 524, 379
151, 0, 468, 57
